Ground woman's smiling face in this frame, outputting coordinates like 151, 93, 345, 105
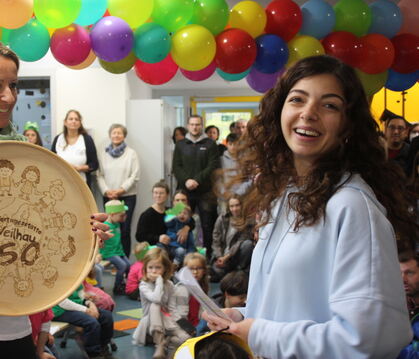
0, 57, 18, 129
280, 73, 346, 176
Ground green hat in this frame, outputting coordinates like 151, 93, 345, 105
24, 121, 39, 132
105, 200, 128, 214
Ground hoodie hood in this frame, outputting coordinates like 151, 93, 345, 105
185, 132, 208, 144
339, 173, 387, 216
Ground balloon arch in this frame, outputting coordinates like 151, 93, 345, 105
0, 0, 418, 94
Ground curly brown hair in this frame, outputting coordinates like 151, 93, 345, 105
233, 55, 417, 249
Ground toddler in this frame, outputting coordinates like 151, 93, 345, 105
101, 199, 131, 295
132, 248, 190, 359
125, 242, 150, 300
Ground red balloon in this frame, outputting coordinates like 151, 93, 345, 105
357, 34, 395, 74
215, 28, 257, 74
265, 0, 302, 42
134, 54, 178, 85
50, 24, 91, 66
391, 33, 419, 74
322, 31, 359, 67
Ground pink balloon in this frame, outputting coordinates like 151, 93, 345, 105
398, 0, 419, 36
50, 24, 91, 66
134, 54, 178, 85
180, 61, 216, 81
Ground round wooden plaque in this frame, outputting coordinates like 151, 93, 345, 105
0, 141, 98, 316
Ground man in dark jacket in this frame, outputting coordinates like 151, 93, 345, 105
172, 115, 220, 257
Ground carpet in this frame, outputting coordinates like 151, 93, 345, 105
113, 329, 130, 338
116, 308, 143, 319
114, 318, 139, 331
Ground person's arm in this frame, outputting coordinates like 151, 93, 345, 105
172, 142, 188, 187
135, 209, 161, 245
194, 141, 220, 185
84, 134, 99, 173
173, 284, 190, 320
140, 277, 164, 304
96, 154, 109, 196
211, 216, 224, 259
167, 282, 181, 322
37, 327, 56, 359
119, 149, 140, 193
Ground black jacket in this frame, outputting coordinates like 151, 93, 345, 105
51, 133, 98, 189
172, 134, 220, 195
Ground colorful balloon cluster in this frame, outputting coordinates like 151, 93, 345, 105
0, 0, 418, 94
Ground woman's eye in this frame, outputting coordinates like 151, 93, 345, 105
289, 97, 303, 103
324, 103, 340, 111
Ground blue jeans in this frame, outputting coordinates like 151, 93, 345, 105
104, 195, 137, 257
108, 255, 130, 288
54, 308, 113, 356
156, 243, 187, 266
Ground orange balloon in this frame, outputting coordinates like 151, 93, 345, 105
0, 0, 33, 29
67, 51, 97, 70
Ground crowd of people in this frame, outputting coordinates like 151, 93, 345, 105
1, 40, 419, 359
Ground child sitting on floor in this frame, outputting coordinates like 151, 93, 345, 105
101, 199, 131, 295
212, 271, 249, 309
132, 248, 190, 359
159, 206, 196, 269
125, 241, 150, 300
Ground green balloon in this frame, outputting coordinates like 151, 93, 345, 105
9, 19, 50, 62
99, 52, 137, 74
134, 23, 171, 64
190, 0, 229, 35
151, 0, 194, 33
334, 0, 372, 37
216, 67, 250, 81
0, 28, 12, 45
355, 69, 388, 97
34, 0, 82, 29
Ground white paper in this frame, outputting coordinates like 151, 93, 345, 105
175, 267, 230, 320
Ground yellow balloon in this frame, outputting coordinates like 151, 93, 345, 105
286, 35, 325, 68
67, 51, 97, 70
355, 69, 388, 97
229, 0, 266, 38
108, 0, 154, 29
171, 24, 216, 71
0, 0, 33, 29
47, 28, 55, 36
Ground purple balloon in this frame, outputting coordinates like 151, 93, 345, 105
246, 66, 285, 93
90, 16, 133, 62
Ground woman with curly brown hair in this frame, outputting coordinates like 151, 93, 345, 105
204, 55, 417, 359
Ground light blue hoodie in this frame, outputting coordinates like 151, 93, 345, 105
240, 174, 411, 359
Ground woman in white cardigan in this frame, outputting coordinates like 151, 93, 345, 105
97, 124, 140, 257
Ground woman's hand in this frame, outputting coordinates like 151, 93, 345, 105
90, 213, 113, 246
105, 190, 118, 199
177, 226, 190, 244
73, 164, 89, 172
215, 255, 229, 268
86, 302, 99, 319
159, 234, 170, 245
203, 309, 254, 343
114, 188, 126, 197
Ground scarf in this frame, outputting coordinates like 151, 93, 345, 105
105, 141, 127, 158
0, 122, 27, 141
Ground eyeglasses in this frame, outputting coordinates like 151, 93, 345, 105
189, 267, 205, 272
388, 125, 406, 132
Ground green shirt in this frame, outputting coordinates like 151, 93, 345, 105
52, 284, 84, 318
99, 221, 125, 259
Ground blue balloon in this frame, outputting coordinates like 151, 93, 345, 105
254, 34, 288, 74
385, 69, 418, 91
216, 67, 250, 81
368, 0, 403, 38
75, 0, 107, 26
300, 0, 336, 39
134, 23, 171, 64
